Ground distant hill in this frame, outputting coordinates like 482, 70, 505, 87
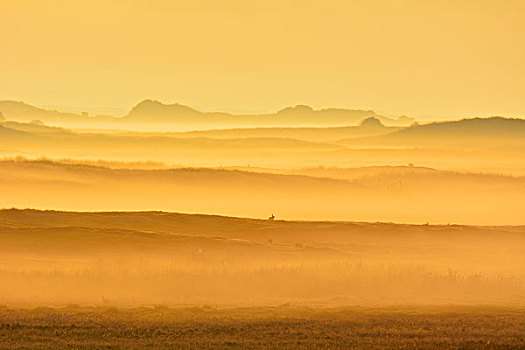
0, 124, 31, 138
126, 99, 202, 121
0, 100, 415, 128
0, 123, 343, 158
124, 100, 414, 127
1, 120, 72, 135
396, 117, 525, 137
0, 100, 85, 123
340, 117, 525, 147
166, 117, 399, 142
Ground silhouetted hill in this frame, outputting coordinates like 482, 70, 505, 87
0, 126, 342, 153
127, 99, 202, 121
0, 100, 415, 128
1, 120, 72, 135
167, 117, 397, 142
359, 117, 385, 129
0, 124, 31, 138
340, 117, 525, 147
397, 117, 525, 137
124, 100, 414, 127
0, 100, 85, 123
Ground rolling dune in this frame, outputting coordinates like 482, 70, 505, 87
0, 209, 524, 307
0, 159, 524, 224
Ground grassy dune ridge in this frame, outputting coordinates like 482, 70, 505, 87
0, 209, 524, 307
1, 159, 524, 224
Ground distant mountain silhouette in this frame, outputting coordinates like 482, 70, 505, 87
0, 100, 85, 123
0, 100, 414, 127
127, 99, 202, 121
124, 100, 413, 127
359, 117, 386, 129
277, 104, 315, 114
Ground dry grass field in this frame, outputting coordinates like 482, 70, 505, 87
0, 306, 524, 349
1, 209, 524, 307
1, 210, 524, 349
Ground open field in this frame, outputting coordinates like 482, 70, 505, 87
0, 306, 524, 349
1, 209, 524, 307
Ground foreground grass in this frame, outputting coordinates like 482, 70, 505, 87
0, 306, 524, 349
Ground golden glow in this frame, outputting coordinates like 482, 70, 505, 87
1, 0, 524, 117
1, 2, 525, 338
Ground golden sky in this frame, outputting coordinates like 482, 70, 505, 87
1, 0, 524, 118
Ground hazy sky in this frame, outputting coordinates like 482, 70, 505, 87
1, 0, 524, 118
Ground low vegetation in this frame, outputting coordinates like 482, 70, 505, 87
0, 306, 524, 349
